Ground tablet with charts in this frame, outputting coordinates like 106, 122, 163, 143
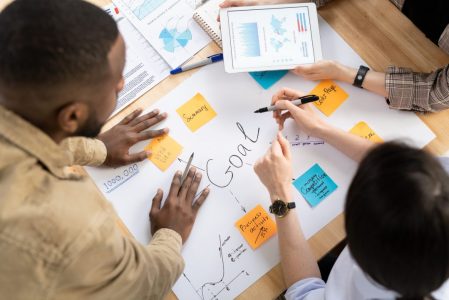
220, 3, 322, 73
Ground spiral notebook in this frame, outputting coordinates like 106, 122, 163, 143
193, 0, 222, 48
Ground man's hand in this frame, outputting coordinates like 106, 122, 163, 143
98, 108, 168, 167
149, 168, 210, 243
254, 132, 293, 201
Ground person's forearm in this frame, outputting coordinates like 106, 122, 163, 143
336, 64, 388, 98
273, 189, 321, 287
317, 124, 375, 162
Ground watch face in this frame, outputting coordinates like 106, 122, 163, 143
271, 200, 288, 216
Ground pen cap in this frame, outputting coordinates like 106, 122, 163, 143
209, 53, 224, 62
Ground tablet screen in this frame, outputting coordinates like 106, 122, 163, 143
223, 5, 319, 71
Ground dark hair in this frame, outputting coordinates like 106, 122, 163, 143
345, 142, 449, 298
0, 0, 118, 90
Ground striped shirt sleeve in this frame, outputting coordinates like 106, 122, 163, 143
389, 0, 405, 9
311, 0, 333, 8
385, 65, 449, 112
438, 25, 449, 55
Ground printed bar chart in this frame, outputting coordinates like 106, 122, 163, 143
297, 12, 308, 32
236, 23, 261, 57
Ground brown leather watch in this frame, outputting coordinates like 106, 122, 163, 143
269, 199, 296, 218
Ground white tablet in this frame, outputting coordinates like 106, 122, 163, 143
220, 3, 322, 73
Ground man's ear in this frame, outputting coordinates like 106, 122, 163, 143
56, 102, 90, 134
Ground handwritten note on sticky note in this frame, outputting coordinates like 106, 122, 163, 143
349, 121, 383, 143
310, 80, 349, 116
144, 135, 183, 171
176, 93, 217, 132
235, 204, 277, 249
249, 70, 288, 90
293, 164, 338, 207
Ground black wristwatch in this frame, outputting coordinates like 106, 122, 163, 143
269, 199, 296, 218
353, 65, 370, 88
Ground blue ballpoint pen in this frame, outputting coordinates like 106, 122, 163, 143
170, 53, 223, 75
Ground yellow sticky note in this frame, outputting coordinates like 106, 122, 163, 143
349, 121, 383, 143
176, 93, 217, 132
145, 135, 183, 171
310, 80, 349, 116
235, 204, 277, 250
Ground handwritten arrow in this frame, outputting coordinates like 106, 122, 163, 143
230, 190, 248, 214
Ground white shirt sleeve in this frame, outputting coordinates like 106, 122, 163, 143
285, 277, 326, 300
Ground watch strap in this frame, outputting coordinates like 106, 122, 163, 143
353, 65, 370, 88
287, 202, 296, 209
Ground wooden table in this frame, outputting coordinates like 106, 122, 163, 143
2, 0, 448, 298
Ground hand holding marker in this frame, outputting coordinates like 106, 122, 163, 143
254, 95, 320, 113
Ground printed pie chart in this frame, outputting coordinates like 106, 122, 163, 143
159, 27, 192, 53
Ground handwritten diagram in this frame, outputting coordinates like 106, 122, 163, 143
181, 235, 250, 300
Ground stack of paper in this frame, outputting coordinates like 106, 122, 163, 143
104, 1, 211, 116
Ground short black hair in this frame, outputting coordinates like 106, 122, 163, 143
0, 0, 119, 90
346, 142, 449, 298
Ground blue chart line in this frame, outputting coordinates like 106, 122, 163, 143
132, 0, 166, 20
236, 23, 261, 57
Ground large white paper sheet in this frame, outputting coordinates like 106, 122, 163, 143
86, 17, 435, 299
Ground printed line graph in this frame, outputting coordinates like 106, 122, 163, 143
124, 0, 166, 20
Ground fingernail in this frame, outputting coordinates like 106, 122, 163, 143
135, 108, 143, 112
176, 170, 182, 176
196, 173, 202, 179
152, 108, 159, 114
163, 128, 169, 133
146, 150, 151, 156
162, 112, 168, 118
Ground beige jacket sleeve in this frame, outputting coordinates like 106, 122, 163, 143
60, 137, 107, 166
55, 227, 185, 300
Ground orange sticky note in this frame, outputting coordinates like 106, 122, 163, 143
145, 135, 183, 171
310, 80, 349, 116
176, 93, 217, 132
349, 121, 383, 143
235, 204, 277, 249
